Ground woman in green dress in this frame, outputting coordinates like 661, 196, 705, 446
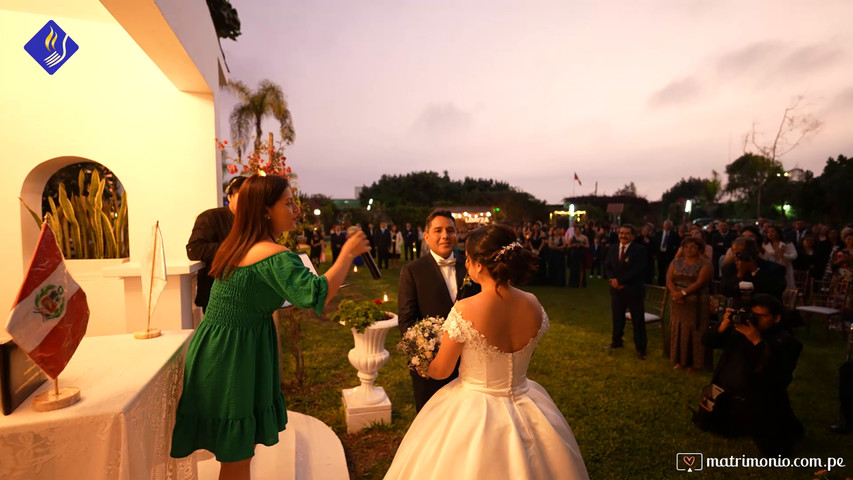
170, 174, 369, 479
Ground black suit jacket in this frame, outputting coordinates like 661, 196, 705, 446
603, 242, 648, 292
720, 258, 786, 300
654, 230, 680, 259
186, 207, 234, 309
398, 252, 481, 334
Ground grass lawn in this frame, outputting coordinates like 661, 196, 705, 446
280, 256, 852, 479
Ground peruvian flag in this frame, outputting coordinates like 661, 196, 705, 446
6, 223, 89, 379
573, 172, 582, 186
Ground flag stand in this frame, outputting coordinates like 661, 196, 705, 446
32, 377, 80, 412
135, 221, 163, 340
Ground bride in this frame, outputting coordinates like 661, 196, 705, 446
385, 224, 589, 480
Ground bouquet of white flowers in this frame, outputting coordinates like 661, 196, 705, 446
397, 316, 445, 378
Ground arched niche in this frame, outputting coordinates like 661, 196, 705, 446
19, 157, 130, 267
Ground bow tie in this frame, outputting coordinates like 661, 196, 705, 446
436, 258, 456, 267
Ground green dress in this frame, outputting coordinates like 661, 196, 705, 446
170, 251, 328, 462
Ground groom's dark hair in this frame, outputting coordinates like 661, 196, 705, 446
425, 210, 455, 230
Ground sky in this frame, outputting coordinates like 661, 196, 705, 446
218, 0, 853, 204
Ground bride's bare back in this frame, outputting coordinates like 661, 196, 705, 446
455, 287, 543, 353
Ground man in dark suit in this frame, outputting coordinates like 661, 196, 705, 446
784, 219, 809, 247
402, 222, 417, 261
654, 220, 680, 285
398, 210, 481, 411
374, 222, 391, 269
604, 224, 648, 359
710, 220, 738, 279
329, 224, 346, 263
186, 176, 246, 312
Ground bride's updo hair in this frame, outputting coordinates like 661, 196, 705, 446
466, 224, 536, 292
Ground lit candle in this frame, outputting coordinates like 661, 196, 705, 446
353, 265, 358, 273
382, 293, 389, 303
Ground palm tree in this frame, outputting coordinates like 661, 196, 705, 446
226, 79, 295, 156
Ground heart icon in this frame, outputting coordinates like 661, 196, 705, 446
683, 456, 695, 467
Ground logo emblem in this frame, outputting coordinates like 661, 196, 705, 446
34, 285, 66, 321
24, 20, 79, 75
676, 453, 703, 472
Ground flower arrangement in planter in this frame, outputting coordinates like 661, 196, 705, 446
331, 299, 391, 333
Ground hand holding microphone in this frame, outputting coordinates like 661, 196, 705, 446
346, 226, 381, 279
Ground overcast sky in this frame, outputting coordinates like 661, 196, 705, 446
217, 0, 853, 203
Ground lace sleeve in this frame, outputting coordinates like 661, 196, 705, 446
442, 308, 471, 344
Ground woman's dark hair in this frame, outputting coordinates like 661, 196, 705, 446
225, 175, 247, 195
740, 225, 761, 239
210, 174, 290, 279
466, 224, 536, 293
764, 224, 782, 243
681, 235, 705, 251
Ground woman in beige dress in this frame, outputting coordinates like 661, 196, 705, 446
666, 236, 713, 372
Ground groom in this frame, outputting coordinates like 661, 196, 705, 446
398, 210, 481, 411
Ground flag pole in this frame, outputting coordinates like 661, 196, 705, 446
33, 374, 80, 411
135, 221, 162, 340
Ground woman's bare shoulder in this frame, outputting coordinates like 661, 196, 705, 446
238, 241, 290, 266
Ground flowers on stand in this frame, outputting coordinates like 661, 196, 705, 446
331, 299, 389, 334
397, 316, 445, 378
216, 137, 292, 178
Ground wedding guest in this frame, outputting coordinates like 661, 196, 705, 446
391, 224, 403, 268
762, 225, 798, 289
566, 224, 588, 288
793, 234, 818, 281
547, 226, 566, 286
397, 210, 481, 411
417, 225, 426, 257
403, 222, 417, 261
710, 220, 737, 280
720, 238, 786, 301
329, 224, 346, 263
667, 237, 713, 372
309, 227, 324, 265
526, 223, 548, 285
785, 219, 810, 247
589, 235, 603, 279
186, 176, 247, 312
604, 224, 648, 359
655, 220, 680, 286
375, 222, 391, 269
171, 175, 369, 479
638, 223, 656, 284
385, 224, 589, 479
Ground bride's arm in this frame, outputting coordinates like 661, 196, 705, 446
427, 332, 463, 380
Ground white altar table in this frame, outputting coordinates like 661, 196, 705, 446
0, 330, 195, 480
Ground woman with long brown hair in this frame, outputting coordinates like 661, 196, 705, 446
170, 175, 369, 480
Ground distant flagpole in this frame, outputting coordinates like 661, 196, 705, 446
146, 221, 158, 330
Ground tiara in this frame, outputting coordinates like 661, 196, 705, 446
495, 241, 522, 260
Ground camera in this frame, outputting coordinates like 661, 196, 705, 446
730, 308, 756, 326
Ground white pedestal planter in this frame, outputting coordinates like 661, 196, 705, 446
342, 313, 398, 433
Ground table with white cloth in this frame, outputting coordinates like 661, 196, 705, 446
0, 330, 196, 480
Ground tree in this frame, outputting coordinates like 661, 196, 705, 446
740, 96, 823, 216
724, 153, 784, 217
206, 0, 241, 40
226, 79, 294, 156
613, 182, 638, 197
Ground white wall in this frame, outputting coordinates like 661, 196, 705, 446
0, 1, 223, 314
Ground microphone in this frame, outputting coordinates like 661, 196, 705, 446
347, 226, 381, 280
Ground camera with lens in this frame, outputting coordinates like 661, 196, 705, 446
729, 307, 756, 326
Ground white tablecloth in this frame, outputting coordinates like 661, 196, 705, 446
0, 330, 196, 480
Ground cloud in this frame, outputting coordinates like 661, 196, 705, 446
648, 77, 703, 108
411, 103, 472, 136
778, 44, 844, 75
715, 41, 785, 78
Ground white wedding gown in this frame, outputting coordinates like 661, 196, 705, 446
385, 307, 589, 480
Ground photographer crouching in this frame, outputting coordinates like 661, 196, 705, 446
695, 293, 804, 457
